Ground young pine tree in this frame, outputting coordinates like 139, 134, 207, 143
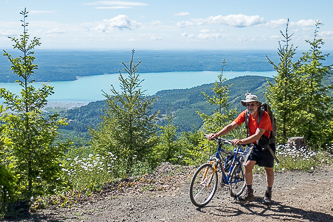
198, 60, 238, 135
0, 9, 70, 201
90, 50, 159, 176
191, 60, 238, 165
296, 21, 333, 147
266, 19, 302, 144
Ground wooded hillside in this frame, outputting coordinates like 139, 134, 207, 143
59, 75, 272, 136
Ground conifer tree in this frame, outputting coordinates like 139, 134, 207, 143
190, 60, 239, 165
296, 21, 333, 147
199, 60, 238, 135
266, 19, 301, 144
90, 50, 159, 176
0, 9, 70, 201
155, 113, 182, 165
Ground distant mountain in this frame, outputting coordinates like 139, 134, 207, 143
60, 75, 273, 136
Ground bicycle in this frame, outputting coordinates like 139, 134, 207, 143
189, 136, 251, 208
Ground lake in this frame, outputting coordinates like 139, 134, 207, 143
0, 71, 275, 104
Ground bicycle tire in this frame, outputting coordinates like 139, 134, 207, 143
228, 159, 246, 197
189, 163, 218, 207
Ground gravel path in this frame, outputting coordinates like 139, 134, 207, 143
5, 163, 333, 222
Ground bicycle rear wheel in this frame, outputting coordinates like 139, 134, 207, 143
228, 160, 246, 197
189, 163, 218, 207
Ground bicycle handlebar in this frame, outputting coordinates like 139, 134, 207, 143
204, 134, 246, 147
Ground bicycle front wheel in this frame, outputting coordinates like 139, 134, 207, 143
189, 163, 218, 207
228, 161, 246, 197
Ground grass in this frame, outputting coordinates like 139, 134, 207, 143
23, 142, 333, 213
59, 143, 333, 193
254, 143, 333, 173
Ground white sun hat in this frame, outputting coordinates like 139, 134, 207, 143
241, 93, 262, 106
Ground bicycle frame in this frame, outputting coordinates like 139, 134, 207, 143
189, 136, 247, 207
209, 138, 244, 186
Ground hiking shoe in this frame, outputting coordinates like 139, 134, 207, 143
239, 188, 254, 202
263, 190, 272, 205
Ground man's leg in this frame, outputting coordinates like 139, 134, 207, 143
240, 160, 256, 201
263, 167, 274, 204
265, 167, 274, 187
244, 160, 256, 185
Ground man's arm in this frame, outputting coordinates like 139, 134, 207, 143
233, 128, 265, 145
206, 121, 238, 140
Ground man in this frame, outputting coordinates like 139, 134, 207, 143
207, 93, 275, 205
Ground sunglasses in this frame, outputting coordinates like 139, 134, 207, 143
246, 103, 256, 107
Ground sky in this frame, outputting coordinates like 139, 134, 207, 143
1, 0, 333, 51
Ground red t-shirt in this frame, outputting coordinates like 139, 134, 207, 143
234, 110, 272, 139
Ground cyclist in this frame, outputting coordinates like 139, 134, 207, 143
206, 93, 275, 205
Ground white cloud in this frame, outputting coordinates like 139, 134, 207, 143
319, 30, 333, 39
290, 19, 316, 28
90, 15, 141, 33
174, 12, 190, 17
197, 29, 222, 39
177, 14, 265, 28
84, 1, 148, 9
263, 19, 288, 28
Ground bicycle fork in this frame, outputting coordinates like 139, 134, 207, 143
200, 162, 217, 187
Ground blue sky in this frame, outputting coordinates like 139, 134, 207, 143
1, 0, 333, 50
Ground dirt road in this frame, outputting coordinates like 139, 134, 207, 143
5, 163, 333, 222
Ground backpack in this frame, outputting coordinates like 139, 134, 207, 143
245, 103, 276, 146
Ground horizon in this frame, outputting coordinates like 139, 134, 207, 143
1, 0, 333, 51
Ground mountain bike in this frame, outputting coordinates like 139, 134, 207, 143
189, 137, 251, 208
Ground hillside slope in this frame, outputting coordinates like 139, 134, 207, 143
60, 75, 272, 134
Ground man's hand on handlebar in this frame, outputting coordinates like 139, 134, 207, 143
205, 133, 218, 140
206, 134, 242, 146
231, 139, 241, 146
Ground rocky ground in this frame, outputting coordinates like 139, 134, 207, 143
3, 163, 333, 222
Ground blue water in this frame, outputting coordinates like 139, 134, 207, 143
0, 71, 275, 103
